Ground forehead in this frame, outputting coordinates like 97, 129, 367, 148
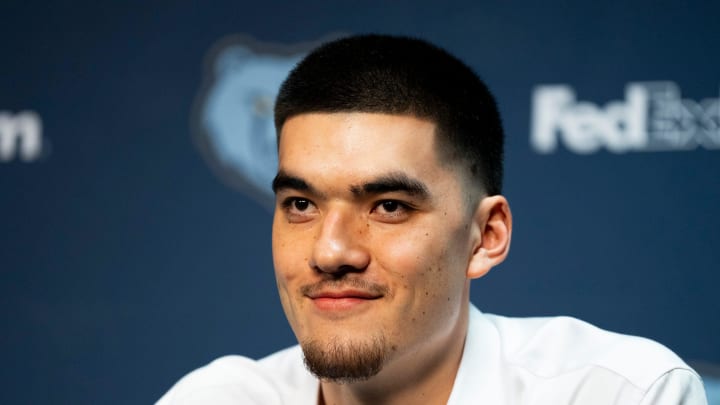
278, 112, 448, 181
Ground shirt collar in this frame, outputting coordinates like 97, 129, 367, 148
447, 304, 507, 404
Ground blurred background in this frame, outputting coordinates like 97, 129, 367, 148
1, 1, 718, 403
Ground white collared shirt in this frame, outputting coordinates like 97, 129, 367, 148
157, 305, 707, 404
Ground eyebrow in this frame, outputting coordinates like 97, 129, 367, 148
272, 170, 320, 196
351, 172, 430, 200
272, 170, 431, 201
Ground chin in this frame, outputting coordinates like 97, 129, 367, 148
300, 333, 389, 383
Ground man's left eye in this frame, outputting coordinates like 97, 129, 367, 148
379, 201, 400, 213
372, 200, 412, 221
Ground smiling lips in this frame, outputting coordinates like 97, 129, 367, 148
307, 289, 383, 311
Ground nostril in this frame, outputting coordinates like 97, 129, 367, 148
312, 266, 359, 279
310, 247, 371, 275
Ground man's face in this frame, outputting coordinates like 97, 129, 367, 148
272, 112, 479, 381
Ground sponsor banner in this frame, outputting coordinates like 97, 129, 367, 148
0, 111, 44, 162
531, 82, 720, 154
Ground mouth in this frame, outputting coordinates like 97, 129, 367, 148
306, 289, 383, 312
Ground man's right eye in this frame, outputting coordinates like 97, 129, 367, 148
280, 197, 318, 221
290, 198, 310, 211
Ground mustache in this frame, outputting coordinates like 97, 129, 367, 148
300, 278, 390, 297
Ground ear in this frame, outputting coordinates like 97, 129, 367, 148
467, 195, 512, 279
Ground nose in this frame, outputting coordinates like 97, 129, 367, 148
309, 208, 370, 275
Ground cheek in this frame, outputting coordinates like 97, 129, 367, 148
272, 221, 307, 284
376, 230, 457, 300
272, 245, 310, 339
376, 222, 470, 313
272, 225, 309, 325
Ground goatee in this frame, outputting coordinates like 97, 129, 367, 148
301, 335, 388, 383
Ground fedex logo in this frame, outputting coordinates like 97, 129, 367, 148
531, 82, 720, 154
0, 111, 44, 162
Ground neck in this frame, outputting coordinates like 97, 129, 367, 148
318, 301, 470, 405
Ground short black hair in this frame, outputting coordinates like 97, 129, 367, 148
274, 34, 504, 196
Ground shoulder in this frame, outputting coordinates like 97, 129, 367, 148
469, 307, 706, 403
484, 313, 688, 388
156, 346, 317, 405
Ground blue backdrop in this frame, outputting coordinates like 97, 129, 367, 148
1, 1, 718, 404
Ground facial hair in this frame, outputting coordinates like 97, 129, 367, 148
301, 334, 388, 383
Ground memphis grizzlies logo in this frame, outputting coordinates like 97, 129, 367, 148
192, 36, 312, 207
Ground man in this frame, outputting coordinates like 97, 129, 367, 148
158, 35, 707, 404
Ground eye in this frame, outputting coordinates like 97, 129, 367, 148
291, 198, 311, 211
372, 199, 413, 222
379, 201, 400, 213
280, 197, 318, 222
